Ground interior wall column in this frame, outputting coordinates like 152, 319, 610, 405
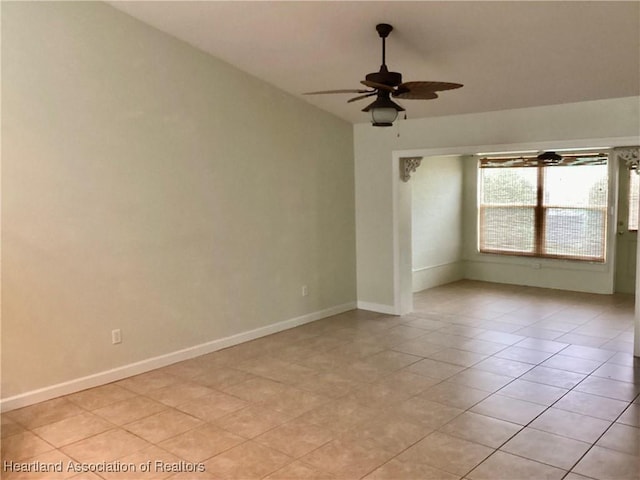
617, 147, 640, 357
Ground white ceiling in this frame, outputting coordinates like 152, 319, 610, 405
110, 1, 640, 124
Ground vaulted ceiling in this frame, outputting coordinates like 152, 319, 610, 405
110, 1, 640, 124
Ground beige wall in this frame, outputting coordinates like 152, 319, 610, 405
411, 156, 464, 292
1, 2, 356, 400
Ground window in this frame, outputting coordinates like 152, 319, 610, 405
478, 152, 608, 262
629, 170, 639, 232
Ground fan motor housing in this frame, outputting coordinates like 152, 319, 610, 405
365, 70, 402, 87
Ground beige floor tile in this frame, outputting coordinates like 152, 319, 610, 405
343, 383, 412, 409
422, 331, 469, 349
65, 384, 137, 411
515, 338, 569, 354
473, 357, 534, 377
174, 391, 248, 422
294, 371, 364, 398
362, 349, 423, 370
391, 338, 446, 357
333, 358, 391, 383
592, 362, 640, 384
573, 445, 640, 480
1, 431, 55, 462
375, 370, 440, 395
493, 345, 554, 364
124, 409, 202, 444
32, 412, 113, 447
212, 405, 292, 439
501, 427, 591, 470
529, 408, 611, 443
470, 394, 546, 425
234, 357, 317, 385
618, 403, 640, 427
1, 416, 26, 439
468, 451, 566, 480
596, 423, 640, 456
265, 461, 335, 480
116, 371, 178, 394
575, 376, 640, 402
93, 396, 167, 426
519, 365, 586, 389
204, 441, 293, 479
145, 382, 216, 407
391, 397, 464, 430
405, 358, 466, 380
221, 377, 289, 403
258, 386, 331, 416
191, 367, 258, 390
340, 413, 430, 455
61, 429, 151, 464
497, 378, 568, 406
439, 411, 521, 448
6, 398, 84, 430
447, 368, 514, 393
561, 345, 617, 362
436, 324, 487, 338
541, 355, 603, 374
460, 338, 510, 355
475, 331, 526, 346
554, 390, 629, 421
299, 398, 379, 434
253, 419, 333, 458
514, 326, 565, 341
426, 348, 489, 368
364, 458, 459, 480
564, 473, 598, 480
420, 381, 490, 410
159, 424, 245, 462
398, 431, 493, 476
301, 438, 394, 478
327, 339, 387, 358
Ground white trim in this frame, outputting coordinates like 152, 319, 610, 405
412, 261, 462, 273
357, 300, 399, 315
0, 302, 356, 412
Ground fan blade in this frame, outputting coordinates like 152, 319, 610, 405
347, 92, 377, 103
304, 89, 372, 95
394, 90, 438, 100
398, 81, 463, 93
360, 80, 395, 92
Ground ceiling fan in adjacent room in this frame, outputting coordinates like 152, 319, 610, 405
304, 23, 463, 127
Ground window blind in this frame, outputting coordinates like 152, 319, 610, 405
478, 153, 608, 262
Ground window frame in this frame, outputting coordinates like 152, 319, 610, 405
478, 153, 609, 263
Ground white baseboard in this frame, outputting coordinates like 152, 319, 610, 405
0, 302, 356, 412
412, 262, 464, 293
356, 301, 399, 315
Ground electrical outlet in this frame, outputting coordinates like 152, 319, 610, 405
111, 329, 122, 344
301, 285, 309, 297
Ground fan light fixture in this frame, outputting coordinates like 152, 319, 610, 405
537, 151, 563, 164
362, 92, 405, 127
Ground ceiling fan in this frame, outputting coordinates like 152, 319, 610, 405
304, 23, 463, 126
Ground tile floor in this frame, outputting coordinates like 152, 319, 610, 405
2, 280, 639, 479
